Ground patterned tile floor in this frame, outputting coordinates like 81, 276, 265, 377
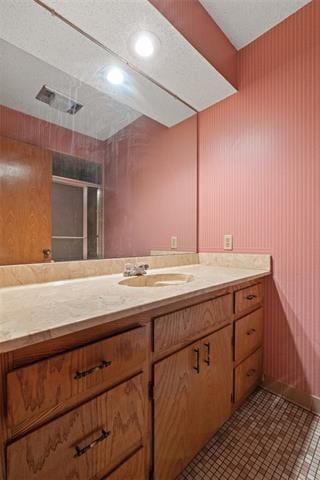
179, 389, 320, 480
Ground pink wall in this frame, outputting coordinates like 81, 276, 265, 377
104, 115, 197, 257
0, 105, 105, 163
199, 1, 320, 397
150, 0, 237, 88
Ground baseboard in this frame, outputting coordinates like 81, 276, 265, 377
262, 376, 320, 416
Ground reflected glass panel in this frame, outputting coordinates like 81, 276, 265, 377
52, 239, 84, 262
52, 183, 83, 238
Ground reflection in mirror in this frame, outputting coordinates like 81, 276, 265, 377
0, 1, 197, 265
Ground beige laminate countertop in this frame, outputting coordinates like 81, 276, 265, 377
0, 264, 270, 353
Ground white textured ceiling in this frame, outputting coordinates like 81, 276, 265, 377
38, 0, 237, 110
200, 0, 311, 49
0, 40, 141, 141
0, 0, 196, 135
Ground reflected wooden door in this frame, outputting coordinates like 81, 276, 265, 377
0, 136, 52, 265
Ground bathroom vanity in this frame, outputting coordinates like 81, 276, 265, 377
0, 265, 268, 480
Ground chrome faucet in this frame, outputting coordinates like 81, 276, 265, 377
123, 263, 149, 277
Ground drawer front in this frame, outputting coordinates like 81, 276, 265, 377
104, 448, 145, 480
235, 308, 263, 362
7, 327, 146, 429
235, 348, 263, 402
234, 283, 263, 314
7, 374, 145, 480
154, 294, 232, 353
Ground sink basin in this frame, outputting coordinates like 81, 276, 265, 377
118, 273, 194, 287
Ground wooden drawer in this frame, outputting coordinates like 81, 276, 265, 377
154, 294, 232, 353
7, 327, 146, 429
235, 348, 263, 402
7, 374, 145, 480
103, 448, 145, 479
235, 308, 263, 362
234, 283, 263, 314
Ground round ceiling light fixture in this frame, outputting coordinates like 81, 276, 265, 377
131, 31, 160, 58
106, 67, 124, 85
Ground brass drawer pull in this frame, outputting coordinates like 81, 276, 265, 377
204, 342, 211, 366
193, 348, 200, 373
74, 429, 110, 457
246, 368, 257, 377
246, 294, 257, 300
246, 328, 256, 336
74, 360, 112, 380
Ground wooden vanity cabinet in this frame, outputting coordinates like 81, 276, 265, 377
154, 325, 233, 480
0, 279, 265, 480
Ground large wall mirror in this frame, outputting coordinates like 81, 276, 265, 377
0, 1, 198, 265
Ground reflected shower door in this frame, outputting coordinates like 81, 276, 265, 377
52, 181, 85, 261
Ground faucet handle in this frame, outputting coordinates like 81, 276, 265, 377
140, 264, 149, 270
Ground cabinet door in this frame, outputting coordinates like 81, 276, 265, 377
154, 340, 202, 480
154, 325, 232, 480
0, 136, 52, 265
199, 325, 233, 443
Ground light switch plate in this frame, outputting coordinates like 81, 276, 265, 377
224, 234, 233, 250
171, 236, 177, 249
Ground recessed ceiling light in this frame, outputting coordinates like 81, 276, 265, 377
106, 67, 124, 85
131, 31, 160, 58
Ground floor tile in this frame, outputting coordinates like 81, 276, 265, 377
179, 389, 320, 479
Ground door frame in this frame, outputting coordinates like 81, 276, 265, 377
52, 175, 103, 260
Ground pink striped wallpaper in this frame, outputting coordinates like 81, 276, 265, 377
104, 115, 197, 257
199, 1, 320, 397
0, 105, 105, 163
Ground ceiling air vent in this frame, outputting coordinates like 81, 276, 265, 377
35, 85, 83, 115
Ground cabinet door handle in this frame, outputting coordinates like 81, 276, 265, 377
74, 360, 112, 380
246, 328, 256, 336
204, 342, 211, 366
246, 368, 257, 377
74, 429, 110, 457
193, 348, 200, 373
246, 294, 257, 300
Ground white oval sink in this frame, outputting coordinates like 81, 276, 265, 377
118, 273, 194, 287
